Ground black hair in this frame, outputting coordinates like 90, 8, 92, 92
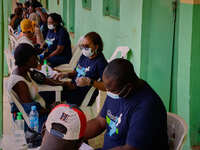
14, 43, 37, 67
14, 7, 23, 16
84, 32, 104, 52
30, 0, 42, 9
30, 2, 41, 10
16, 2, 23, 7
48, 13, 64, 27
104, 58, 139, 86
24, 1, 30, 8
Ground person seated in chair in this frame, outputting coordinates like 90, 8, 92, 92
84, 58, 169, 150
40, 13, 72, 67
52, 32, 108, 106
7, 43, 69, 132
40, 104, 87, 150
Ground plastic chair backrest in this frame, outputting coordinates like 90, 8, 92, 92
69, 36, 84, 66
54, 36, 84, 72
167, 112, 188, 150
108, 46, 130, 62
10, 90, 30, 126
8, 25, 14, 35
9, 34, 18, 50
4, 49, 15, 74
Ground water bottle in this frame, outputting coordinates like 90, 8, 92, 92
29, 106, 39, 132
14, 112, 27, 149
43, 59, 49, 77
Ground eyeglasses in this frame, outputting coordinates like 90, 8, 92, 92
79, 44, 90, 50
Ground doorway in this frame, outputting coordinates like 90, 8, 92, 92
140, 0, 178, 111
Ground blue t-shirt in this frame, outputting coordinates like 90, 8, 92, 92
100, 82, 169, 150
63, 53, 108, 106
45, 26, 72, 63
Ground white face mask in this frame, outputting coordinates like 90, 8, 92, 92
82, 48, 95, 57
107, 91, 120, 99
48, 24, 55, 30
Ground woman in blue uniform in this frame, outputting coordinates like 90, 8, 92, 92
55, 32, 108, 106
42, 13, 72, 67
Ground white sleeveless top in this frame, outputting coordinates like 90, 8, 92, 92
7, 73, 46, 108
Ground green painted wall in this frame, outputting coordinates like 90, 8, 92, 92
48, 0, 63, 16
3, 0, 12, 76
140, 0, 175, 111
74, 0, 142, 75
0, 0, 4, 137
170, 0, 180, 114
190, 4, 200, 146
176, 3, 193, 150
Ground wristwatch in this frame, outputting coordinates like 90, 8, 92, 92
90, 79, 94, 86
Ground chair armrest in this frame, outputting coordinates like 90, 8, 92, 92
38, 85, 63, 92
54, 64, 74, 72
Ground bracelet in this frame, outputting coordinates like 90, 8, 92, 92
90, 79, 94, 86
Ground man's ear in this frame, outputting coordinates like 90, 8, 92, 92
119, 83, 134, 98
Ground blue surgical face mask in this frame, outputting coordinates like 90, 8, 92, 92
107, 91, 120, 99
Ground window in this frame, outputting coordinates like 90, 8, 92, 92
62, 0, 75, 33
103, 0, 120, 19
82, 0, 92, 10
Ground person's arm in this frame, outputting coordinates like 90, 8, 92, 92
35, 7, 47, 23
43, 78, 76, 90
91, 80, 106, 91
45, 45, 64, 59
76, 77, 106, 91
10, 15, 18, 28
109, 145, 138, 150
13, 81, 33, 103
84, 115, 107, 140
52, 70, 77, 80
13, 81, 48, 114
35, 26, 44, 45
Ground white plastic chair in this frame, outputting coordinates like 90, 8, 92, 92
8, 34, 18, 50
167, 112, 188, 150
4, 49, 15, 74
8, 25, 15, 35
10, 90, 30, 126
108, 46, 131, 62
80, 87, 96, 119
54, 36, 84, 73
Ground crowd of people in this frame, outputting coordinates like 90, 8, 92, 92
7, 0, 169, 150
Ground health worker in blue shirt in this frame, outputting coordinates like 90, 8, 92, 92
54, 32, 108, 106
41, 13, 72, 67
84, 58, 169, 150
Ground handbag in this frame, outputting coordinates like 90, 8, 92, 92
29, 70, 46, 84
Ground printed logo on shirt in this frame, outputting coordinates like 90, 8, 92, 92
106, 110, 123, 136
45, 38, 55, 47
76, 65, 90, 77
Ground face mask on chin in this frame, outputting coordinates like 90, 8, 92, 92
82, 48, 95, 57
107, 91, 120, 99
48, 24, 55, 30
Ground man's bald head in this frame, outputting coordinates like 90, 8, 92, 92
103, 58, 140, 98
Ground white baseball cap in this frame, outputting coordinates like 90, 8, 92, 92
45, 104, 87, 140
